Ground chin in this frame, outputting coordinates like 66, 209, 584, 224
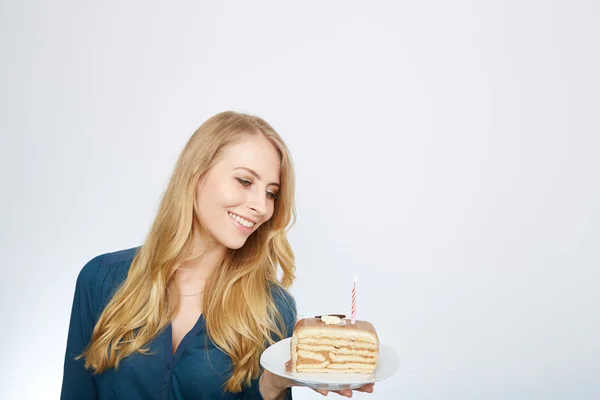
220, 237, 249, 250
226, 242, 246, 250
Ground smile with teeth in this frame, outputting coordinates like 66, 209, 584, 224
228, 212, 255, 228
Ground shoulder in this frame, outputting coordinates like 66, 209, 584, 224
269, 282, 297, 338
75, 246, 140, 315
76, 246, 139, 287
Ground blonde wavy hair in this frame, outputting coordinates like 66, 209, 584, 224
78, 111, 296, 392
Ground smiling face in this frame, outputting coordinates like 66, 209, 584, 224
194, 134, 281, 250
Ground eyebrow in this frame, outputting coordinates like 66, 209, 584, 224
234, 167, 280, 187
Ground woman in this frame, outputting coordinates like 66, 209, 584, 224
61, 111, 374, 399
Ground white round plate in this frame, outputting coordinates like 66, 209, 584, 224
260, 337, 399, 391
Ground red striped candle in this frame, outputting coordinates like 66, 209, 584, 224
351, 275, 357, 324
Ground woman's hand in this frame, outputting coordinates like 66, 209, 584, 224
259, 370, 294, 400
259, 369, 375, 399
312, 383, 375, 397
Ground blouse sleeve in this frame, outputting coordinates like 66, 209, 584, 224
60, 256, 102, 400
241, 284, 298, 400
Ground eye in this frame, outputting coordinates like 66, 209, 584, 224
267, 191, 278, 200
235, 177, 252, 187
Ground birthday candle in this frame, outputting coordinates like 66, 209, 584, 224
351, 275, 357, 324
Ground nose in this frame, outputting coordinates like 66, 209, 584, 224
247, 189, 268, 217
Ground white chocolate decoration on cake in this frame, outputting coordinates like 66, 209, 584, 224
320, 315, 346, 325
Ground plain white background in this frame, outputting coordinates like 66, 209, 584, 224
1, 1, 599, 399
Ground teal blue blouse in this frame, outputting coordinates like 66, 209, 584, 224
60, 247, 296, 400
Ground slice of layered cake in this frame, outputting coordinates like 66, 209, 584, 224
287, 314, 379, 374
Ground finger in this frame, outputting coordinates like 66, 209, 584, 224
334, 389, 353, 397
356, 383, 375, 393
313, 389, 329, 396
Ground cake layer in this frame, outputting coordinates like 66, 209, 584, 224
330, 353, 376, 363
296, 368, 375, 374
297, 345, 377, 356
323, 362, 376, 370
298, 339, 377, 349
297, 351, 376, 364
296, 362, 375, 370
296, 362, 376, 374
296, 328, 377, 343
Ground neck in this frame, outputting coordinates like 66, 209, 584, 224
177, 226, 227, 285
